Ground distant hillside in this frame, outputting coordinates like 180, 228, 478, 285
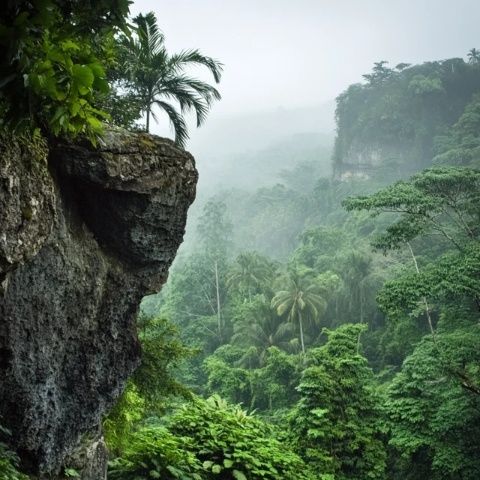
196, 131, 333, 195
185, 102, 334, 194
175, 102, 335, 257
333, 56, 480, 179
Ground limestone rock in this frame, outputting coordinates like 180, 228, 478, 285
0, 129, 197, 478
0, 134, 55, 277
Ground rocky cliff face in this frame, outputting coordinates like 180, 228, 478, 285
0, 129, 197, 478
333, 141, 407, 180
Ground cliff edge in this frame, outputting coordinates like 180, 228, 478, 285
0, 129, 197, 479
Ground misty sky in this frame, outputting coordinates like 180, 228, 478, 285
131, 0, 479, 115
130, 0, 480, 155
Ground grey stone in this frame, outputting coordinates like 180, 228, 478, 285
0, 128, 197, 478
0, 134, 55, 277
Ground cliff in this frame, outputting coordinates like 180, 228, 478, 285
333, 58, 480, 180
0, 129, 197, 478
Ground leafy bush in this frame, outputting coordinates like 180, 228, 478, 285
0, 0, 130, 142
105, 316, 194, 454
289, 325, 387, 479
0, 427, 28, 480
168, 395, 316, 480
108, 395, 316, 480
386, 324, 480, 479
108, 426, 202, 480
104, 382, 147, 456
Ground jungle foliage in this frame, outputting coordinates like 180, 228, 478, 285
0, 0, 130, 142
110, 52, 480, 480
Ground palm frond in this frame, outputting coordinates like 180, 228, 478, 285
154, 76, 220, 126
275, 321, 296, 339
133, 12, 165, 57
154, 100, 189, 148
169, 49, 224, 83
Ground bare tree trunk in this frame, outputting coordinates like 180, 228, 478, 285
356, 329, 362, 354
249, 376, 256, 410
215, 260, 222, 338
360, 283, 364, 323
407, 242, 436, 341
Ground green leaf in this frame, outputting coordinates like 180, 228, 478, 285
61, 39, 81, 52
72, 64, 94, 89
232, 470, 247, 480
86, 116, 103, 132
88, 62, 106, 78
69, 101, 81, 117
64, 468, 80, 478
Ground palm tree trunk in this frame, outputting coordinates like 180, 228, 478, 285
298, 312, 306, 354
146, 108, 150, 132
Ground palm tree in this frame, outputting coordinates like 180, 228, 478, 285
467, 48, 480, 64
227, 252, 274, 300
119, 12, 223, 147
271, 270, 326, 354
232, 299, 297, 366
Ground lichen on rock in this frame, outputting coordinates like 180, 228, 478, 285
0, 134, 55, 278
0, 129, 197, 478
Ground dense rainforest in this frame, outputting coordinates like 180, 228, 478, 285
1, 2, 479, 479
131, 56, 480, 480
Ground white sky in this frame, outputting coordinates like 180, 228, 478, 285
131, 0, 480, 117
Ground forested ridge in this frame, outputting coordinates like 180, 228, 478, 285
0, 2, 479, 479
333, 56, 480, 179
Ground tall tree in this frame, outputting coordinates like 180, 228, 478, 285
343, 167, 480, 251
271, 270, 327, 354
227, 252, 274, 300
362, 60, 394, 85
289, 324, 386, 479
386, 318, 480, 480
336, 249, 374, 323
344, 167, 480, 393
232, 296, 297, 364
117, 12, 222, 147
196, 200, 233, 339
467, 48, 480, 64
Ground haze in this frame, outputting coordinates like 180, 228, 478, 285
130, 0, 480, 169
